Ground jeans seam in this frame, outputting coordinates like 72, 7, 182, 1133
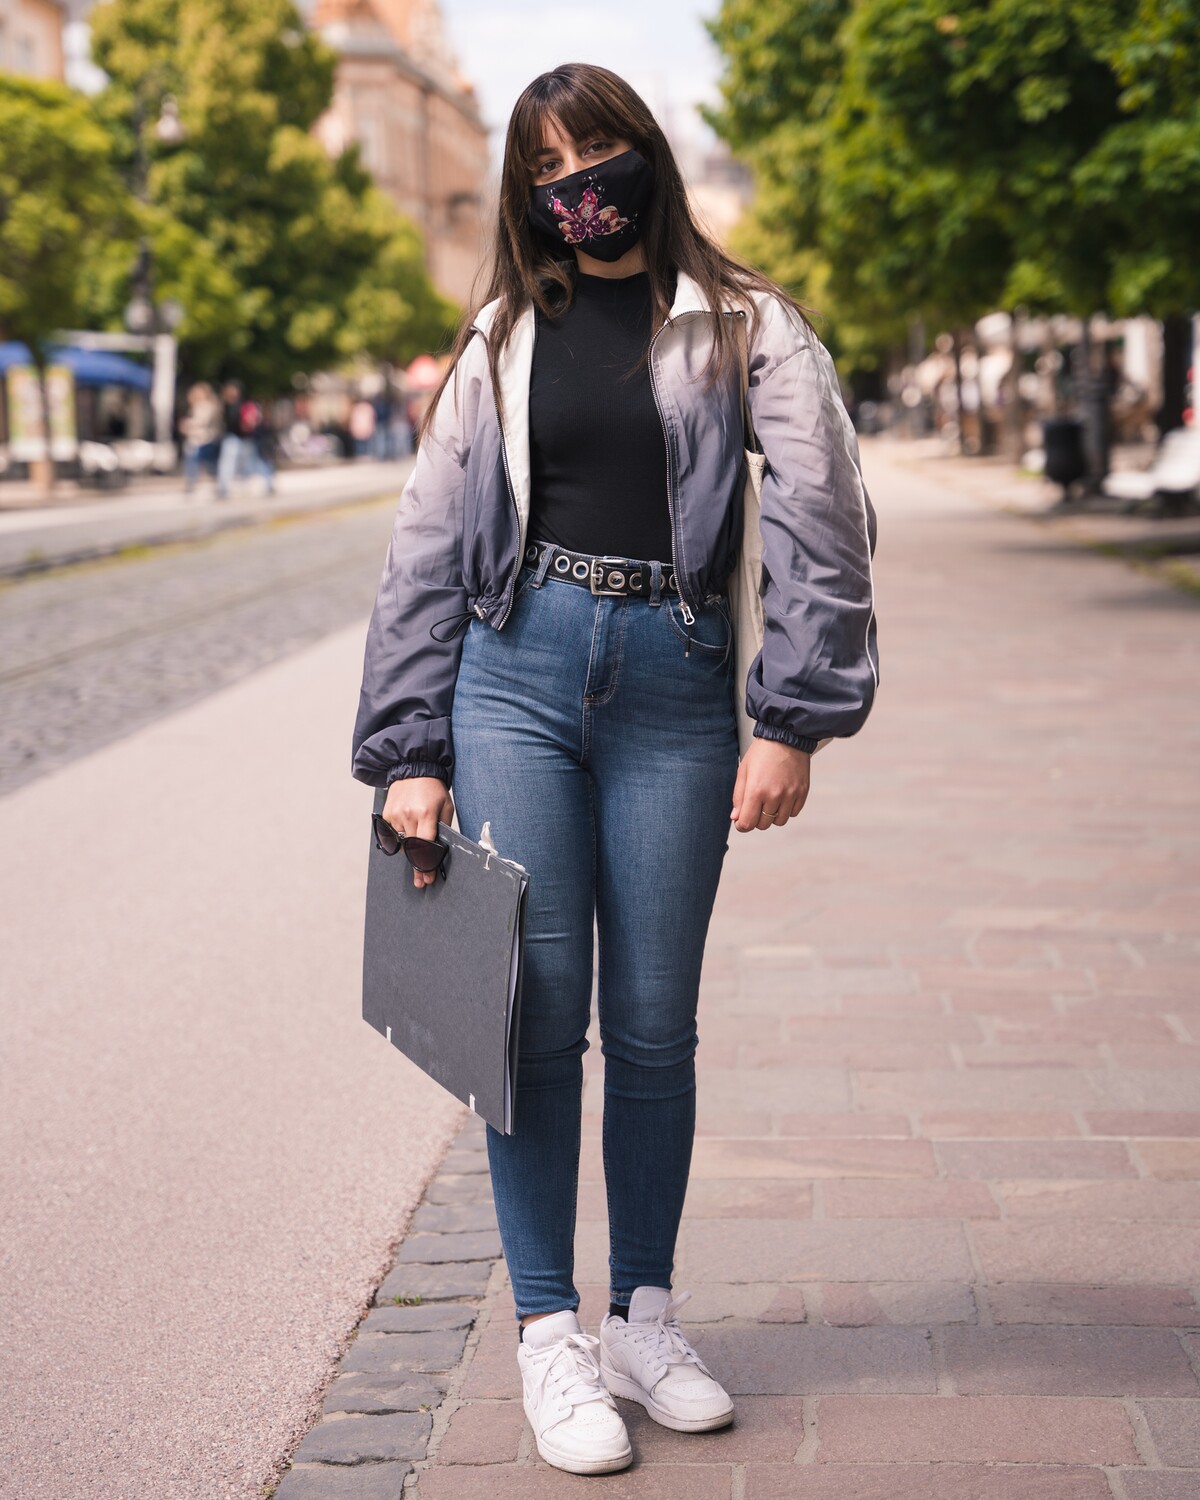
590, 599, 630, 707
580, 598, 604, 761
592, 772, 618, 1303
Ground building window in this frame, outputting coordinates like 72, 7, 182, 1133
357, 114, 382, 176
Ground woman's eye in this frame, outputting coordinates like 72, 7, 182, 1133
533, 140, 612, 179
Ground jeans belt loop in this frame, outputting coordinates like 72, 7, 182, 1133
531, 541, 556, 588
649, 560, 663, 607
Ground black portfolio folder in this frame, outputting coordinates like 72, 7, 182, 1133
362, 788, 531, 1134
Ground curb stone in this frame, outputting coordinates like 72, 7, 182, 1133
271, 1113, 503, 1500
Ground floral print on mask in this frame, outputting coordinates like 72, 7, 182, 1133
546, 183, 631, 245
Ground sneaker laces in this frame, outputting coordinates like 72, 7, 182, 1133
620, 1290, 714, 1381
527, 1330, 614, 1417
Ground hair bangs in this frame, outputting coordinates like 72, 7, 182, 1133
512, 71, 639, 178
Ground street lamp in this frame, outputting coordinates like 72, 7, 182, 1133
125, 92, 187, 465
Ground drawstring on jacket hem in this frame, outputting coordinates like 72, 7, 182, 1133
429, 603, 486, 643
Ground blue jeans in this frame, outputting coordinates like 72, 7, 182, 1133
450, 544, 739, 1322
183, 440, 219, 491
244, 441, 275, 494
216, 434, 243, 498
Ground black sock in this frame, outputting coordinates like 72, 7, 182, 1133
609, 1300, 629, 1321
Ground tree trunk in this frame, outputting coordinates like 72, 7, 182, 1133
31, 359, 55, 496
1003, 309, 1026, 462
1075, 315, 1111, 488
952, 328, 965, 455
1158, 312, 1189, 436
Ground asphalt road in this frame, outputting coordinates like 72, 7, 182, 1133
0, 494, 467, 1498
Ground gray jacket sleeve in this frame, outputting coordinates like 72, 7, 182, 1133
350, 336, 486, 788
743, 297, 880, 753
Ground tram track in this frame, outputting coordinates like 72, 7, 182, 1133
0, 500, 396, 797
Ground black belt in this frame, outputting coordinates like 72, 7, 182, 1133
523, 539, 680, 598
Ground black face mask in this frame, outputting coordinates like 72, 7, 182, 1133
528, 148, 654, 263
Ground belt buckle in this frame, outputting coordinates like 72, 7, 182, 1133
589, 557, 631, 596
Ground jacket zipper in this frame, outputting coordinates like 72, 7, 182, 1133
651, 313, 699, 642
493, 312, 538, 630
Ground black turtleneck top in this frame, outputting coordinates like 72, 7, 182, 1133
527, 268, 674, 564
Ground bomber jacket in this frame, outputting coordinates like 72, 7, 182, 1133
351, 269, 879, 788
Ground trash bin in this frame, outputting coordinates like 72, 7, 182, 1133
1042, 417, 1086, 493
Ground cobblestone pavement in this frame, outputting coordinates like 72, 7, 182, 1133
0, 494, 398, 798
0, 458, 414, 577
271, 442, 1200, 1499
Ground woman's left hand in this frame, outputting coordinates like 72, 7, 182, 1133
731, 740, 811, 832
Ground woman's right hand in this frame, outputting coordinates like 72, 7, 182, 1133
382, 776, 456, 889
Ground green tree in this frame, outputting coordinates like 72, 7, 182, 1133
87, 0, 454, 391
706, 0, 1200, 378
338, 190, 460, 367
0, 76, 132, 488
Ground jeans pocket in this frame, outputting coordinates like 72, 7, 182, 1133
665, 593, 732, 658
511, 561, 539, 603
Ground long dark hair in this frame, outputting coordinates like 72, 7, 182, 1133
418, 62, 817, 445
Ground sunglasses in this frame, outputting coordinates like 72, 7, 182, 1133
371, 814, 450, 880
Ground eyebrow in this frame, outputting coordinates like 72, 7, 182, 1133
533, 132, 608, 158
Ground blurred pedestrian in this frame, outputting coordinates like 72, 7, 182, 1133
350, 398, 376, 458
372, 389, 392, 459
181, 382, 222, 495
217, 380, 245, 499
353, 62, 879, 1477
239, 396, 277, 497
388, 405, 414, 458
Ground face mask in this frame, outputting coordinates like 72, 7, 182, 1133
528, 147, 654, 262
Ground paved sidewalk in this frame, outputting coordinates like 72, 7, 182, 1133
0, 624, 466, 1500
274, 442, 1200, 1498
878, 436, 1200, 593
0, 458, 413, 578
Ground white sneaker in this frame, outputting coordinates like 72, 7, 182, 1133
600, 1286, 735, 1432
517, 1309, 633, 1474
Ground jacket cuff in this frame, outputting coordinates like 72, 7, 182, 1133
753, 721, 820, 755
386, 760, 450, 787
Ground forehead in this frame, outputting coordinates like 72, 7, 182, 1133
530, 107, 611, 156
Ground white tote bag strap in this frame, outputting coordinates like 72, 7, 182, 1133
734, 313, 762, 456
729, 313, 766, 759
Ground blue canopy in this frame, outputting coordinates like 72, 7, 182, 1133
0, 341, 152, 391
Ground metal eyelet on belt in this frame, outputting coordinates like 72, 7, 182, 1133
525, 539, 680, 599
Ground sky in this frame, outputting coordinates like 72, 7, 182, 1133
430, 0, 728, 169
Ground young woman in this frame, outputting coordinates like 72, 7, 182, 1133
352, 62, 879, 1476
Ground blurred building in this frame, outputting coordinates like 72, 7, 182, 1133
310, 0, 488, 307
684, 144, 754, 248
0, 0, 66, 78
